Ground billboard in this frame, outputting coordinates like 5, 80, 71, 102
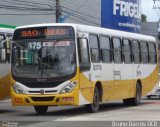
101, 0, 141, 33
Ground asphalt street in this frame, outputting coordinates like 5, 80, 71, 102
0, 98, 160, 127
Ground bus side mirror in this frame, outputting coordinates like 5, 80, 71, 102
1, 49, 6, 61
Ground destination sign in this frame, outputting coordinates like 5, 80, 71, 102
13, 26, 74, 40
43, 41, 70, 47
21, 29, 66, 37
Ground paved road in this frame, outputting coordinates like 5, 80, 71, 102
0, 98, 160, 127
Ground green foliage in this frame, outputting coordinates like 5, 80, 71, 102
141, 14, 147, 22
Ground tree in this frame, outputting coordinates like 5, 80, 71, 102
141, 14, 147, 22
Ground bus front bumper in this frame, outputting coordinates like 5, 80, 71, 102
11, 90, 79, 106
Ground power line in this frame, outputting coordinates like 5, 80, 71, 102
69, 16, 90, 24
0, 0, 56, 18
61, 0, 100, 18
60, 0, 100, 25
0, 1, 46, 9
10, 0, 52, 7
63, 10, 100, 26
62, 6, 100, 21
52, 0, 99, 25
0, 0, 100, 25
0, 13, 54, 15
0, 4, 55, 12
0, 0, 55, 12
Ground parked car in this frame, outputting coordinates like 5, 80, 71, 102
147, 88, 160, 99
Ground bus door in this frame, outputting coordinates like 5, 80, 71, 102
78, 37, 92, 105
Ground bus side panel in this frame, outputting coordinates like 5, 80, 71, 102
0, 63, 11, 100
133, 63, 158, 97
101, 63, 114, 100
79, 71, 94, 105
142, 65, 158, 96
140, 64, 151, 96
113, 64, 134, 100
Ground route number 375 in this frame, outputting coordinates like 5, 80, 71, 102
28, 42, 41, 50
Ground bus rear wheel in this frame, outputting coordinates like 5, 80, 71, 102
123, 82, 142, 106
147, 95, 151, 99
85, 86, 100, 113
34, 106, 48, 114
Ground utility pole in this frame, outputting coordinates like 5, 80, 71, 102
56, 0, 61, 23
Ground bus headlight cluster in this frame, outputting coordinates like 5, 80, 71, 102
13, 82, 26, 94
60, 81, 78, 94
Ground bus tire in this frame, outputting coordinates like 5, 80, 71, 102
123, 82, 142, 106
34, 106, 48, 114
147, 95, 151, 99
85, 86, 100, 113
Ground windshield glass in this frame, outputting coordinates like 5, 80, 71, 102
12, 40, 76, 79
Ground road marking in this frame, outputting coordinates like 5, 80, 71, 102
54, 116, 106, 121
0, 99, 11, 103
53, 117, 69, 121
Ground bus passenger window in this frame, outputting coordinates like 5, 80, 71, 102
149, 43, 157, 64
113, 38, 122, 63
122, 39, 132, 64
89, 35, 100, 63
140, 42, 149, 64
99, 36, 111, 63
132, 40, 141, 64
78, 38, 90, 70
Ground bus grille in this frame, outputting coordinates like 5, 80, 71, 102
15, 80, 65, 88
23, 82, 62, 88
28, 90, 58, 94
31, 97, 54, 102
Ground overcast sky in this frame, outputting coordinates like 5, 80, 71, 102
0, 0, 159, 26
142, 0, 159, 22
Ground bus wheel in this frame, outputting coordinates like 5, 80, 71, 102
123, 82, 142, 106
147, 95, 151, 99
85, 86, 100, 113
34, 106, 48, 114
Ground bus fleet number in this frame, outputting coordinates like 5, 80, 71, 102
14, 98, 23, 104
93, 65, 102, 71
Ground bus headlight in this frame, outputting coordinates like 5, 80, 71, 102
13, 83, 26, 94
60, 81, 78, 94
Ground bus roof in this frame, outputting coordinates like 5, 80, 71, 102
0, 24, 16, 29
15, 23, 156, 42
0, 24, 15, 34
0, 28, 14, 34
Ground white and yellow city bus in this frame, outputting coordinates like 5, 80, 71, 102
0, 24, 15, 100
11, 23, 158, 114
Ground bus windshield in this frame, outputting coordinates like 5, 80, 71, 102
12, 39, 76, 79
12, 26, 76, 79
12, 34, 76, 78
